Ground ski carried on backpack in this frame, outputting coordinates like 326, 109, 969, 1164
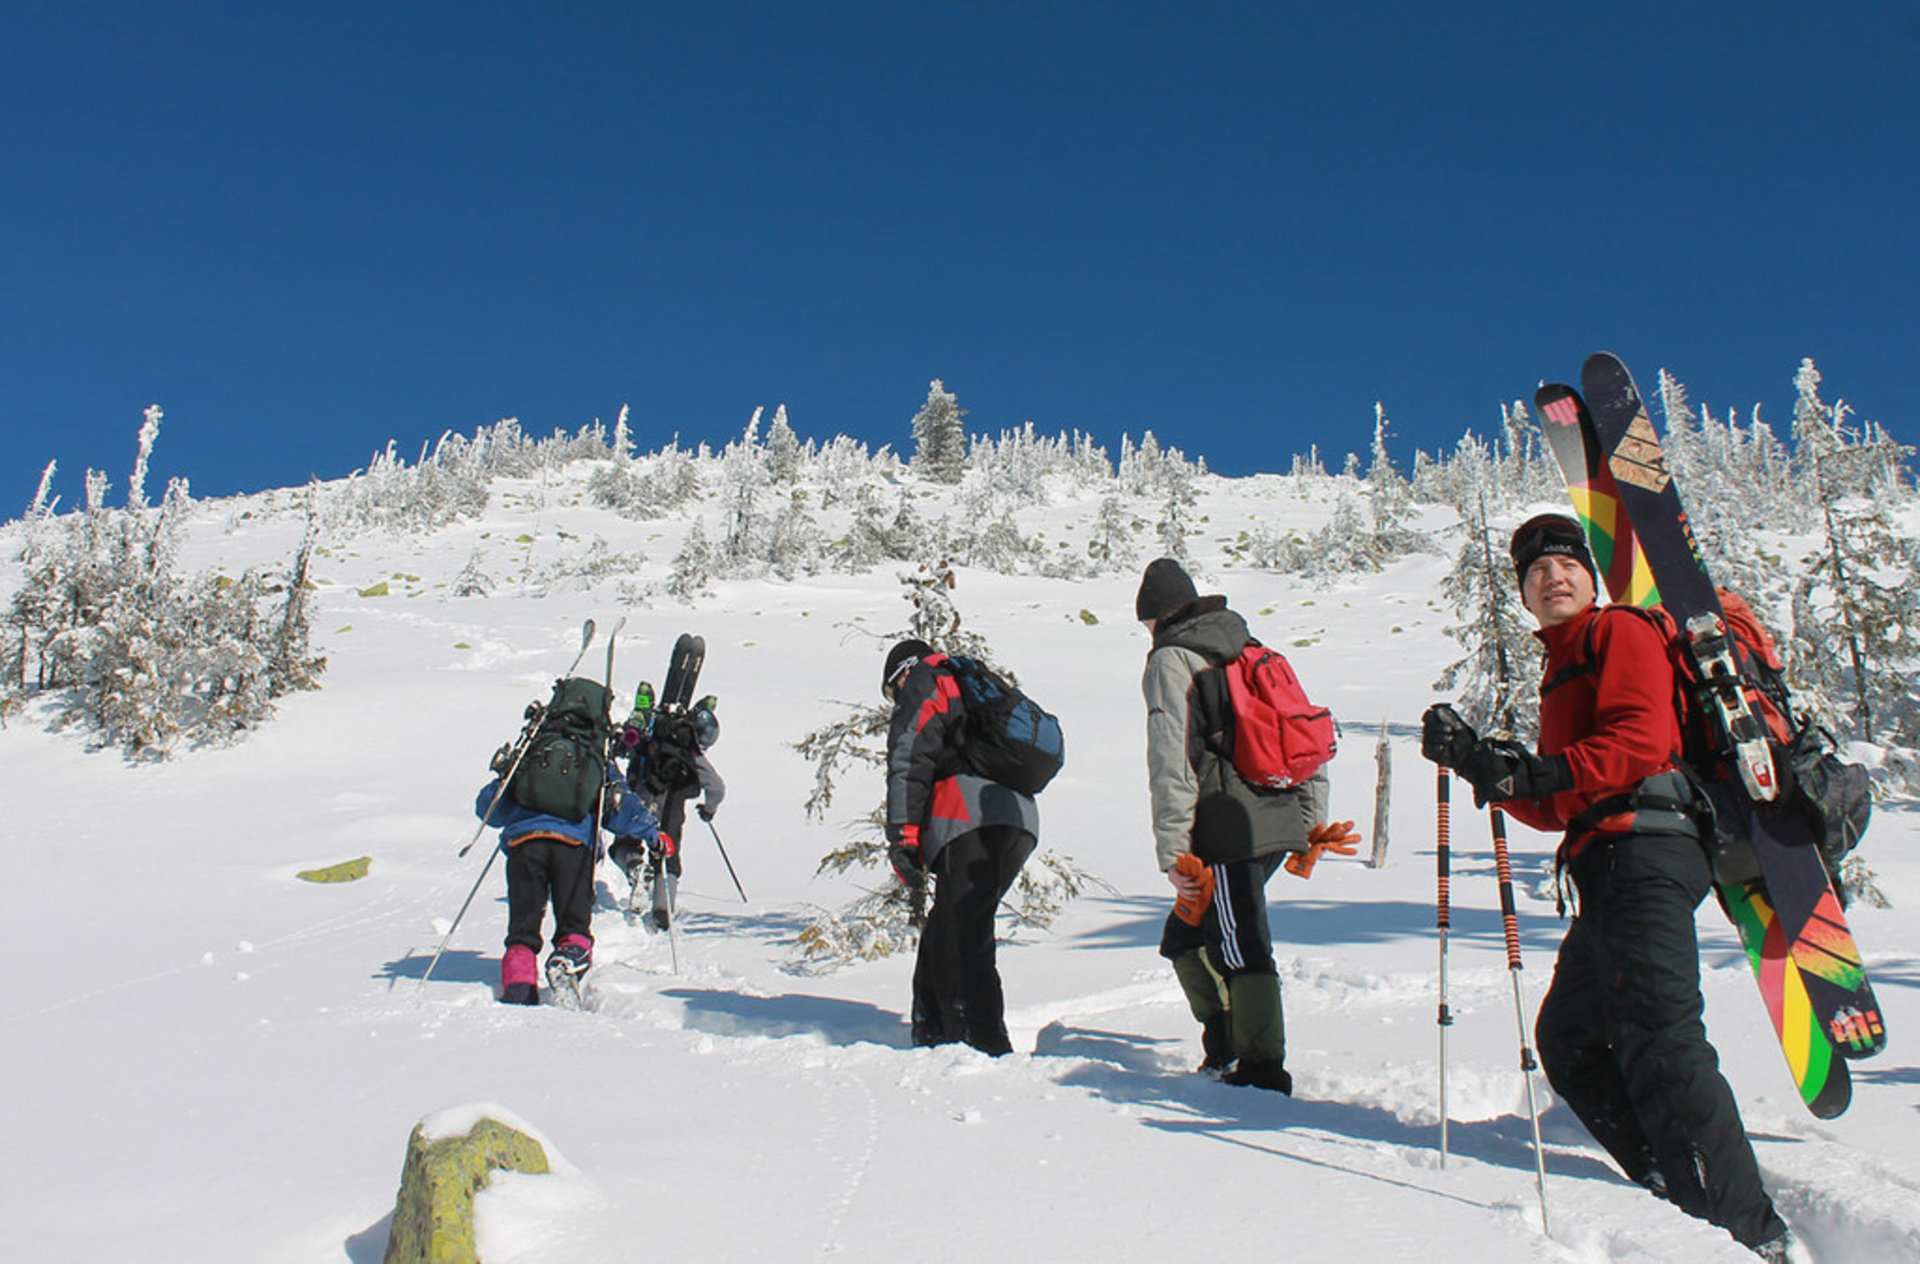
1542, 355, 1885, 1113
661, 633, 706, 711
1544, 368, 1859, 1117
1534, 385, 1657, 607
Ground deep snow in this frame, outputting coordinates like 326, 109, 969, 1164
3, 466, 1917, 1264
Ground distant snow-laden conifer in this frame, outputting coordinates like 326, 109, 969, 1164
1433, 499, 1539, 740
764, 404, 805, 484
666, 518, 717, 603
29, 460, 57, 518
611, 403, 635, 463
130, 404, 162, 509
910, 380, 967, 484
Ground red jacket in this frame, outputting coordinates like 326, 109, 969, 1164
1504, 603, 1682, 846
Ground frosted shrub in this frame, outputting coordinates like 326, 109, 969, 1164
4, 477, 325, 755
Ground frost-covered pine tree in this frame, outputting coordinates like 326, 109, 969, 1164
909, 379, 967, 484
130, 404, 163, 509
1365, 402, 1413, 539
1086, 490, 1140, 574
1791, 500, 1920, 754
764, 404, 804, 484
610, 403, 635, 463
28, 460, 59, 518
666, 518, 716, 602
1433, 499, 1539, 739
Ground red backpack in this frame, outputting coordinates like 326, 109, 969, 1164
1219, 644, 1337, 790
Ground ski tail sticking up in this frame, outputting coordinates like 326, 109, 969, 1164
661, 633, 706, 712
1534, 384, 1658, 605
1568, 351, 1882, 1097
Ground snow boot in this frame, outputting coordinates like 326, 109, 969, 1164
622, 853, 648, 914
1221, 1058, 1293, 1095
499, 944, 539, 1005
544, 936, 592, 1010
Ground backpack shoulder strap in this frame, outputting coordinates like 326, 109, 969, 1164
1542, 605, 1667, 697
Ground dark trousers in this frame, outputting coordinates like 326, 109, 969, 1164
1535, 835, 1785, 1249
911, 825, 1037, 1055
1157, 853, 1284, 979
504, 839, 596, 954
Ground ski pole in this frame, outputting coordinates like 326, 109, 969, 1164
704, 815, 748, 903
1436, 766, 1453, 1166
1489, 804, 1551, 1236
419, 845, 502, 990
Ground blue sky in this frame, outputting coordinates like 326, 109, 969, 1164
3, 2, 1913, 503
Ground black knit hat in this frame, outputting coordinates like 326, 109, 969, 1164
1509, 513, 1597, 589
882, 639, 933, 696
1135, 557, 1199, 623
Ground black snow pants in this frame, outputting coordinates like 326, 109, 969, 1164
1535, 833, 1787, 1250
504, 838, 596, 954
911, 824, 1037, 1056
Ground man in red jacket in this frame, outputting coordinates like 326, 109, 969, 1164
1422, 514, 1788, 1261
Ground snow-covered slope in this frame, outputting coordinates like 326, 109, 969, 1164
3, 464, 1916, 1263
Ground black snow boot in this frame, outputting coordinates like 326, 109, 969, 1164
1221, 1059, 1293, 1095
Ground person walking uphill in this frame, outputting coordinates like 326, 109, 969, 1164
1421, 514, 1790, 1261
1137, 558, 1330, 1094
475, 754, 660, 1006
882, 639, 1040, 1056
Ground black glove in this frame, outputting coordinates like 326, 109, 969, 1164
1421, 703, 1478, 768
1457, 739, 1574, 807
887, 824, 926, 886
889, 842, 925, 887
696, 803, 714, 822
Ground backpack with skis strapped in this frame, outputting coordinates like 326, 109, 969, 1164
1216, 642, 1338, 790
943, 655, 1066, 795
1567, 592, 1870, 878
510, 676, 615, 820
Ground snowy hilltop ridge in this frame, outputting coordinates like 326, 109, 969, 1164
2, 366, 1918, 1262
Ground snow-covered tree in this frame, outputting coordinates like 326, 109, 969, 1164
665, 518, 716, 602
910, 380, 967, 484
1433, 499, 1539, 739
764, 404, 804, 484
1791, 501, 1920, 754
130, 404, 163, 509
610, 403, 635, 463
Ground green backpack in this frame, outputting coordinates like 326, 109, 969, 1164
510, 677, 614, 820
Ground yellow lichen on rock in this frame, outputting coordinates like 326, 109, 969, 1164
384, 1117, 550, 1264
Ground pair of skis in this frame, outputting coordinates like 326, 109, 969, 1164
624, 633, 706, 974
1537, 353, 1885, 1118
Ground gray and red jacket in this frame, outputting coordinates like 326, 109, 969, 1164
884, 652, 1039, 864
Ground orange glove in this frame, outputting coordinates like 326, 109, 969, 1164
1285, 820, 1361, 879
1170, 853, 1216, 925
